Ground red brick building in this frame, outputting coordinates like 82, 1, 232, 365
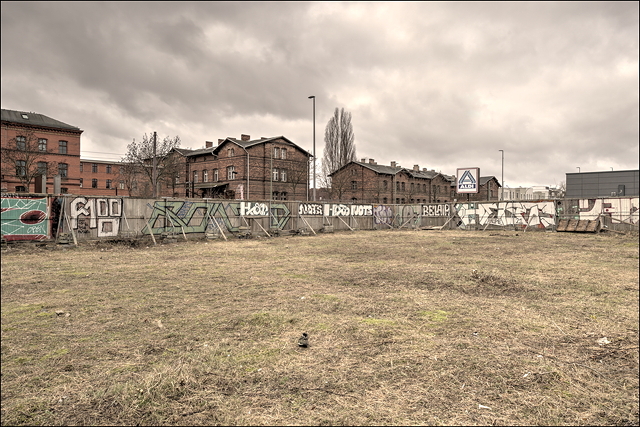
330, 159, 500, 204
328, 159, 457, 204
182, 135, 312, 201
1, 109, 83, 194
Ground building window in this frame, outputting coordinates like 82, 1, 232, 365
351, 181, 358, 190
281, 169, 287, 182
92, 179, 98, 188
79, 178, 83, 188
119, 181, 125, 190
60, 188, 68, 194
37, 162, 47, 175
274, 147, 280, 158
352, 169, 357, 175
106, 165, 112, 174
16, 160, 26, 177
401, 182, 405, 191
203, 170, 209, 182
91, 163, 98, 173
396, 182, 400, 191
213, 169, 219, 181
383, 198, 388, 204
423, 184, 427, 192
383, 180, 388, 190
16, 136, 26, 150
80, 163, 84, 172
59, 141, 67, 154
411, 183, 414, 192
15, 186, 26, 192
38, 138, 47, 152
193, 170, 198, 183
58, 163, 68, 177
281, 148, 287, 159
106, 180, 112, 189
227, 166, 235, 180
272, 168, 279, 181
228, 148, 235, 157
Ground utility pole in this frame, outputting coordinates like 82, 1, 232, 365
152, 131, 158, 198
308, 96, 316, 201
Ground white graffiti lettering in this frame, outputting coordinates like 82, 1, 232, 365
298, 203, 323, 216
422, 204, 450, 217
240, 202, 269, 216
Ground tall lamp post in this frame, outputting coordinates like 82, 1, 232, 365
308, 95, 316, 201
499, 149, 504, 201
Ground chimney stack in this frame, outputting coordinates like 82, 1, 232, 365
390, 161, 397, 168
361, 158, 367, 163
369, 159, 376, 165
206, 141, 213, 148
413, 164, 420, 171
241, 134, 251, 141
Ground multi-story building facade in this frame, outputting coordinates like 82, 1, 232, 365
1, 109, 83, 194
329, 159, 457, 204
77, 159, 125, 196
181, 135, 312, 201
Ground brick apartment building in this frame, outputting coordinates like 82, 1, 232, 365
1, 109, 83, 194
181, 135, 312, 201
330, 159, 500, 204
328, 159, 456, 204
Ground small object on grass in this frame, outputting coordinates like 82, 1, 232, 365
597, 337, 611, 346
55, 310, 65, 316
478, 404, 492, 410
298, 332, 309, 348
472, 331, 479, 336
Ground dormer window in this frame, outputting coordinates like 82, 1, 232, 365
21, 113, 28, 120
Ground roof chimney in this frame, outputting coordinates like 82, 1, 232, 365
361, 158, 367, 163
369, 159, 376, 165
241, 134, 251, 141
206, 141, 213, 148
390, 161, 397, 168
413, 164, 420, 171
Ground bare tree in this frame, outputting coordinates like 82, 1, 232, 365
321, 108, 356, 187
0, 128, 56, 191
286, 158, 310, 200
121, 133, 182, 198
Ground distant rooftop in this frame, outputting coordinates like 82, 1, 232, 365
1, 108, 82, 132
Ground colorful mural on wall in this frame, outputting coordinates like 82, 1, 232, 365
455, 201, 556, 229
3, 195, 637, 242
0, 195, 49, 241
575, 198, 639, 225
69, 197, 123, 237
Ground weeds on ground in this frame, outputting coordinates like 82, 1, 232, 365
1, 230, 638, 425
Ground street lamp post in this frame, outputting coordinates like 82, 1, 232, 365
308, 95, 316, 201
499, 149, 504, 201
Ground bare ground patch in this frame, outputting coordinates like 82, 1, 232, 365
1, 230, 638, 425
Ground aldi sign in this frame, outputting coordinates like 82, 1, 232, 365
456, 167, 480, 193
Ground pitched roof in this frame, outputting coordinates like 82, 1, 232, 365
185, 136, 312, 158
479, 176, 500, 187
1, 108, 82, 132
331, 161, 455, 181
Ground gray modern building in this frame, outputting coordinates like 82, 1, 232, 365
565, 170, 639, 198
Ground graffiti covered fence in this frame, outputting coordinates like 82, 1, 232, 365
2, 195, 638, 242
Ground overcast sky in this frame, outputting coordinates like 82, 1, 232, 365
2, 2, 638, 188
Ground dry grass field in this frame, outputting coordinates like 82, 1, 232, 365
1, 230, 638, 426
